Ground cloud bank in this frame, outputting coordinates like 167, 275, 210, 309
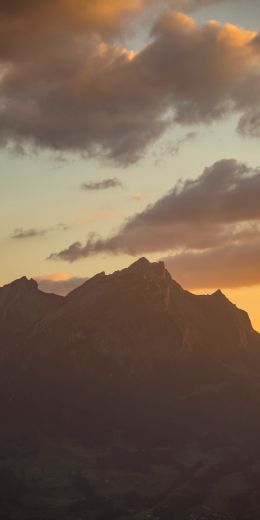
164, 240, 260, 289
0, 2, 259, 164
50, 158, 260, 288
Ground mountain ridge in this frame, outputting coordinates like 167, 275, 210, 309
1, 258, 255, 331
0, 258, 258, 407
1, 259, 258, 361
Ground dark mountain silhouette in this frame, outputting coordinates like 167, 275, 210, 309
0, 276, 61, 400
0, 275, 61, 347
1, 259, 260, 519
1, 257, 259, 432
2, 257, 257, 356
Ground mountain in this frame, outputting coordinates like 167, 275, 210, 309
11, 257, 259, 355
1, 258, 259, 432
3, 258, 257, 356
0, 275, 61, 346
0, 276, 61, 392
1, 259, 260, 519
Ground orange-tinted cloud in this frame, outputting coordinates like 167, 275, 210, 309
132, 193, 145, 201
72, 211, 116, 225
0, 0, 154, 45
131, 191, 156, 201
0, 5, 259, 163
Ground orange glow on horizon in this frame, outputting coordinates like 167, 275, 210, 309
37, 273, 72, 282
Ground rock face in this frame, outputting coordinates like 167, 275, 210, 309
0, 276, 61, 366
0, 276, 61, 342
0, 277, 62, 416
0, 258, 260, 439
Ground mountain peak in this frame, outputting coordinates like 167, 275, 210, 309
211, 289, 229, 301
5, 276, 38, 292
129, 257, 152, 269
128, 257, 166, 275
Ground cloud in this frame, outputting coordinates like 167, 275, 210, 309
154, 131, 197, 165
50, 158, 260, 258
11, 223, 69, 240
164, 132, 197, 156
0, 4, 259, 164
81, 178, 123, 191
0, 1, 156, 43
237, 109, 260, 138
164, 239, 260, 289
11, 212, 115, 242
11, 227, 49, 239
167, 0, 229, 12
36, 273, 87, 296
49, 159, 260, 289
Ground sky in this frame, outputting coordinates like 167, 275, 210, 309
1, 0, 260, 330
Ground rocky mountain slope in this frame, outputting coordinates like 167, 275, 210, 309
1, 258, 260, 519
0, 275, 61, 348
1, 257, 259, 437
2, 257, 257, 358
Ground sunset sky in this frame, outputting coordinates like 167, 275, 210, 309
1, 0, 260, 330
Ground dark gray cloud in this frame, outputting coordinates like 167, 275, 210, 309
0, 4, 258, 165
81, 178, 123, 191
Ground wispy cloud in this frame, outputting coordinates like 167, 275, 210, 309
11, 211, 116, 241
11, 227, 49, 239
81, 178, 123, 191
163, 132, 197, 156
11, 223, 69, 240
154, 132, 197, 165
